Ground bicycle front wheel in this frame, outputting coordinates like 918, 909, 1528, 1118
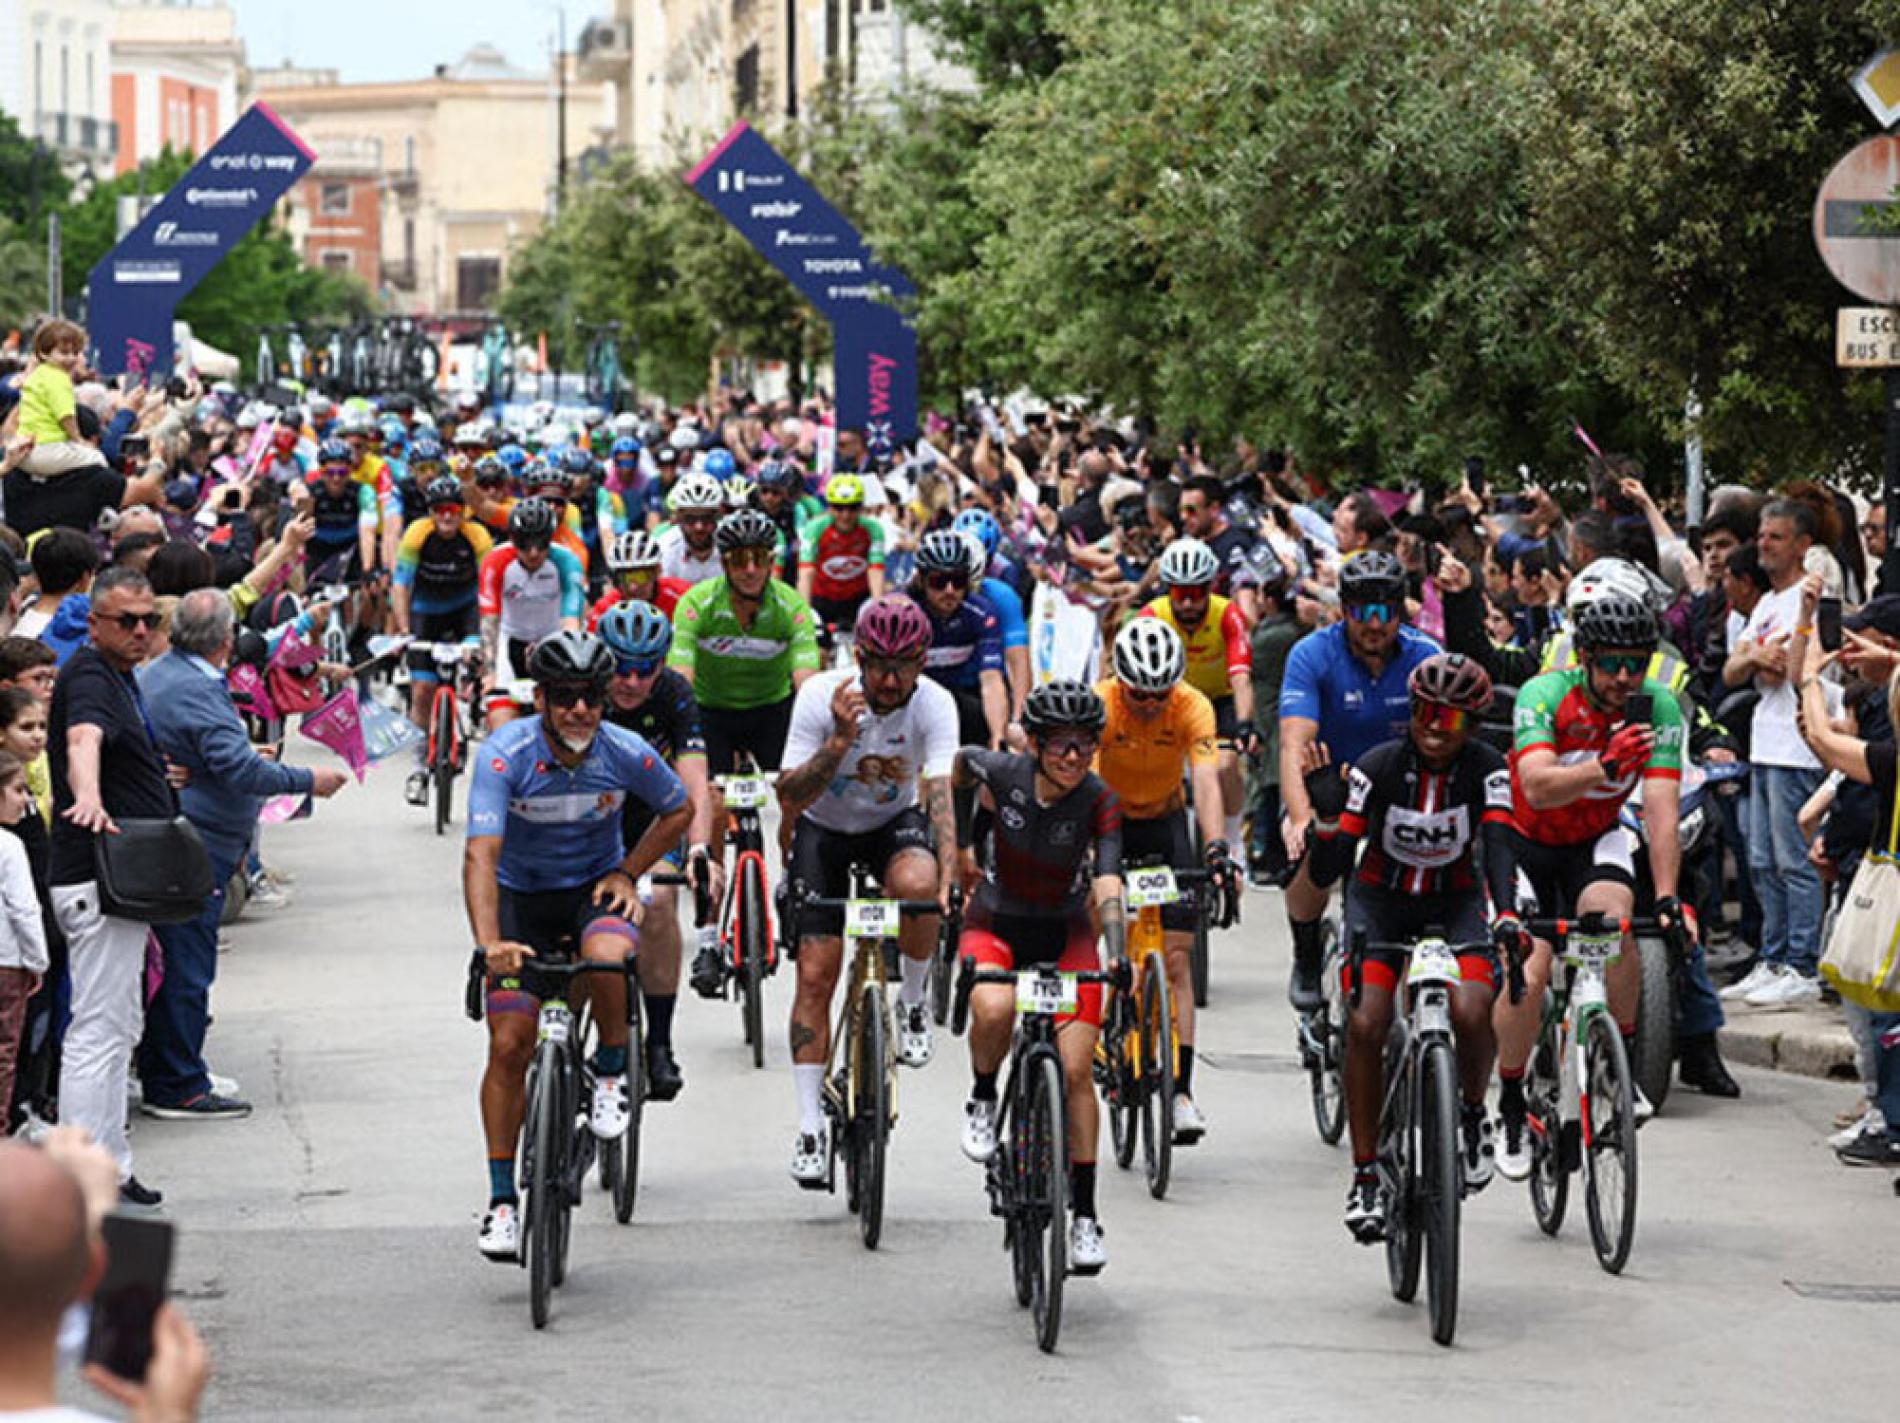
1381, 1045, 1421, 1303
1027, 1049, 1069, 1353
1138, 958, 1175, 1200
611, 994, 646, 1224
855, 985, 890, 1250
432, 689, 456, 835
1310, 919, 1346, 1144
1419, 1038, 1461, 1347
1528, 1023, 1569, 1236
739, 860, 767, 1069
1583, 1012, 1639, 1274
1104, 1007, 1138, 1170
525, 1049, 562, 1328
929, 926, 956, 1026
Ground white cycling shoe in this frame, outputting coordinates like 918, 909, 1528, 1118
590, 1074, 630, 1140
961, 1098, 998, 1163
790, 1129, 829, 1189
1171, 1095, 1208, 1145
478, 1202, 520, 1262
1495, 1109, 1532, 1182
896, 1001, 934, 1068
1069, 1216, 1107, 1275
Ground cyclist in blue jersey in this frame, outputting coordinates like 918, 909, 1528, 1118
954, 512, 1031, 720
908, 529, 1007, 749
1278, 550, 1442, 1011
463, 630, 691, 1263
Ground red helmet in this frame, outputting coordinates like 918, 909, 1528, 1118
273, 425, 299, 451
854, 594, 932, 659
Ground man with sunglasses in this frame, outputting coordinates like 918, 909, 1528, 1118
775, 595, 958, 1186
394, 476, 494, 805
1494, 592, 1685, 1178
522, 461, 594, 575
464, 631, 691, 1262
796, 473, 888, 636
658, 472, 727, 585
589, 529, 688, 631
477, 498, 586, 732
1280, 550, 1442, 1013
756, 459, 822, 582
909, 529, 1008, 750
291, 438, 379, 582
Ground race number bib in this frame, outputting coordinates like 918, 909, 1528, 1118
537, 1004, 570, 1045
1016, 971, 1079, 1016
845, 898, 900, 939
722, 775, 772, 810
1408, 943, 1463, 985
1126, 865, 1182, 909
1563, 932, 1621, 969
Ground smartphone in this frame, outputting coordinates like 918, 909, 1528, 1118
1464, 455, 1486, 495
1624, 692, 1654, 727
84, 1214, 174, 1382
1819, 596, 1843, 653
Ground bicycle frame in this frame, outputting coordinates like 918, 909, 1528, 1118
1526, 916, 1654, 1166
716, 765, 778, 976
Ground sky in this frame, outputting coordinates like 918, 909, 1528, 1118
230, 0, 584, 85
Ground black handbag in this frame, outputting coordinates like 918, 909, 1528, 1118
92, 816, 216, 924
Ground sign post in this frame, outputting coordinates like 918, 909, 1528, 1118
86, 102, 314, 378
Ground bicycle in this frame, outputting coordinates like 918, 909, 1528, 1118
710, 760, 779, 1068
409, 639, 483, 835
926, 883, 965, 1027
1297, 913, 1347, 1144
954, 954, 1119, 1353
799, 878, 939, 1250
1521, 913, 1666, 1276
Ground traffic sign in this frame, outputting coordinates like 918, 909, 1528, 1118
1814, 136, 1900, 305
1837, 306, 1900, 367
1855, 48, 1900, 128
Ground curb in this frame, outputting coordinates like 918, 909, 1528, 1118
1718, 1004, 1860, 1081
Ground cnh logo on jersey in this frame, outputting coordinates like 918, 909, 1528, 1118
1382, 805, 1470, 868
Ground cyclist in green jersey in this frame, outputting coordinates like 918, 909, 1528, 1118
669, 508, 822, 773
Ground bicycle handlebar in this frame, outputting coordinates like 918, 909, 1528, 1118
951, 953, 1124, 1037
1522, 915, 1667, 939
463, 948, 637, 1022
799, 895, 943, 915
1345, 928, 1527, 1009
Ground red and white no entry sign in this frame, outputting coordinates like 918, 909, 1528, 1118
1815, 136, 1900, 305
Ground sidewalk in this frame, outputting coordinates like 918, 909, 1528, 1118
1719, 998, 1860, 1080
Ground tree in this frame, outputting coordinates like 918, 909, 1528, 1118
0, 216, 48, 329
0, 110, 68, 227
900, 0, 1066, 88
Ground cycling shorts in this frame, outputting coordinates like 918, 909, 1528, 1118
1340, 884, 1496, 997
406, 607, 478, 681
1512, 824, 1635, 920
483, 637, 538, 712
1121, 811, 1198, 933
701, 695, 795, 774
950, 687, 989, 750
1211, 695, 1239, 741
811, 593, 868, 637
485, 882, 638, 1015
961, 909, 1103, 1029
788, 806, 934, 936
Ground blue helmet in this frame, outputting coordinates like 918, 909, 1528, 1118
755, 459, 799, 493
596, 600, 674, 663
317, 438, 352, 468
953, 509, 1001, 563
702, 448, 736, 480
496, 443, 529, 474
408, 436, 446, 468
379, 418, 407, 453
611, 435, 642, 460
557, 445, 594, 477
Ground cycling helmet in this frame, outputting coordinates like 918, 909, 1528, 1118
610, 435, 642, 461
1158, 538, 1220, 588
496, 444, 530, 474
1408, 652, 1493, 713
1338, 548, 1409, 606
755, 459, 799, 493
1566, 556, 1665, 616
424, 475, 464, 508
916, 529, 972, 577
605, 529, 662, 572
508, 497, 558, 543
335, 410, 375, 438
1113, 618, 1187, 694
826, 474, 865, 507
715, 507, 780, 554
408, 436, 446, 469
668, 471, 724, 512
854, 594, 932, 659
701, 448, 737, 480
597, 600, 674, 662
953, 509, 1002, 563
472, 455, 508, 487
317, 438, 352, 468
557, 445, 594, 477
1572, 591, 1659, 653
958, 532, 991, 582
1022, 679, 1107, 736
379, 419, 407, 452
527, 630, 615, 687
523, 460, 566, 497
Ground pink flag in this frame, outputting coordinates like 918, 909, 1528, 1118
227, 661, 277, 723
258, 792, 313, 824
299, 688, 369, 781
271, 628, 321, 674
1573, 423, 1604, 458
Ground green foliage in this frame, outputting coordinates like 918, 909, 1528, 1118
0, 110, 69, 226
899, 0, 1065, 88
0, 217, 48, 328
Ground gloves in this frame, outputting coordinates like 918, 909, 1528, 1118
1598, 722, 1655, 782
1491, 913, 1529, 959
1231, 724, 1261, 757
1304, 762, 1349, 821
1655, 895, 1697, 947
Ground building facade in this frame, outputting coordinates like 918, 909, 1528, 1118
0, 0, 119, 179
109, 0, 245, 176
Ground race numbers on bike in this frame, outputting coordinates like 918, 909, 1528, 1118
1408, 942, 1463, 985
722, 775, 772, 811
1562, 932, 1621, 969
536, 1004, 570, 1045
845, 898, 900, 940
1126, 866, 1182, 909
1016, 971, 1079, 1016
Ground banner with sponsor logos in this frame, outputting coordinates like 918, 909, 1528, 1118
87, 102, 314, 378
686, 122, 917, 451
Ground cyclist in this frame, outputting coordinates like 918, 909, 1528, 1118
464, 631, 693, 1261
954, 513, 1031, 721
466, 455, 515, 542
1495, 592, 1686, 1177
1303, 653, 1524, 1241
1141, 537, 1258, 852
796, 473, 889, 635
293, 438, 379, 580
657, 471, 727, 584
1280, 549, 1442, 1012
560, 445, 625, 579
776, 595, 959, 1186
953, 680, 1125, 1274
1094, 618, 1240, 1143
387, 434, 448, 535
669, 507, 822, 773
394, 475, 494, 803
756, 458, 821, 581
909, 529, 1008, 750
521, 460, 593, 574
596, 600, 722, 1101
609, 435, 662, 527
589, 529, 689, 629
477, 498, 587, 731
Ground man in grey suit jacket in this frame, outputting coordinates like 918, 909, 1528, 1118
135, 589, 347, 1118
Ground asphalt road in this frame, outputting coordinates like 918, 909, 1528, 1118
117, 750, 1899, 1422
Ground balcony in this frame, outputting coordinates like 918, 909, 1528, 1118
36, 112, 118, 163
383, 259, 417, 292
576, 17, 632, 82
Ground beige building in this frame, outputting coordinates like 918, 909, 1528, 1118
250, 46, 608, 315
0, 0, 119, 179
110, 0, 246, 176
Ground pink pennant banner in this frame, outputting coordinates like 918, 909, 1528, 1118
227, 661, 277, 723
299, 688, 369, 780
258, 792, 312, 824
271, 628, 321, 674
1573, 423, 1604, 458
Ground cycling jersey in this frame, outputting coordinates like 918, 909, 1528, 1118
585, 581, 687, 630
1093, 678, 1218, 820
657, 524, 721, 584
1510, 666, 1683, 846
607, 667, 705, 852
918, 592, 1004, 693
1142, 593, 1251, 701
981, 575, 1029, 652
387, 473, 427, 531
1279, 622, 1443, 767
783, 668, 958, 834
394, 518, 492, 613
574, 485, 627, 560
478, 543, 587, 644
960, 748, 1123, 919
304, 477, 378, 561
1332, 736, 1517, 903
1206, 522, 1264, 593
798, 513, 888, 602
486, 496, 592, 571
668, 577, 821, 710
467, 717, 687, 893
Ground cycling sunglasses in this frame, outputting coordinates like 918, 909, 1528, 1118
514, 538, 552, 556
1412, 703, 1471, 733
613, 654, 664, 678
860, 654, 920, 679
723, 548, 775, 570
615, 568, 657, 587
1124, 685, 1172, 705
1170, 582, 1212, 601
321, 463, 351, 477
926, 572, 969, 593
99, 610, 163, 632
1593, 653, 1648, 676
677, 512, 718, 527
429, 501, 463, 514
543, 683, 608, 709
1345, 602, 1397, 624
1039, 733, 1098, 760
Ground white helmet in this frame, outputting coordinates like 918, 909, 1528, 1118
722, 474, 754, 508
1566, 556, 1664, 615
606, 529, 662, 572
1114, 617, 1186, 694
958, 531, 990, 581
1158, 537, 1221, 588
667, 471, 724, 513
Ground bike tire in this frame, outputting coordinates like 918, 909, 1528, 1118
1420, 1039, 1461, 1347
1104, 1006, 1138, 1170
1138, 957, 1175, 1200
1631, 935, 1675, 1115
856, 984, 889, 1250
526, 1050, 561, 1329
612, 994, 646, 1224
740, 861, 767, 1069
1528, 1027, 1569, 1237
432, 689, 455, 835
1005, 1092, 1034, 1307
1188, 815, 1210, 1008
1028, 1050, 1069, 1353
930, 927, 955, 1027
550, 1057, 577, 1289
1583, 1011, 1639, 1274
1311, 920, 1346, 1144
1382, 1039, 1422, 1303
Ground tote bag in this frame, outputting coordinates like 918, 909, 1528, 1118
1821, 775, 1900, 1013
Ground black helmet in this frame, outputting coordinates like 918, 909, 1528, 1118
527, 630, 614, 687
424, 475, 463, 507
915, 530, 970, 577
472, 455, 508, 488
509, 496, 558, 543
1573, 591, 1658, 653
1338, 549, 1407, 606
1022, 679, 1106, 736
1409, 652, 1493, 713
714, 507, 779, 554
317, 437, 351, 468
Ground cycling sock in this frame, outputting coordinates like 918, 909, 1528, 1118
1224, 811, 1243, 852
972, 1070, 999, 1103
898, 953, 931, 1006
488, 1157, 516, 1204
1290, 918, 1324, 977
595, 1044, 628, 1077
1352, 1157, 1377, 1179
644, 993, 676, 1050
793, 1063, 826, 1136
1177, 1044, 1195, 1096
1070, 1161, 1098, 1219
1498, 1070, 1526, 1116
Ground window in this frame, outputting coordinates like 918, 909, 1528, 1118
403, 218, 416, 266
457, 257, 502, 311
320, 251, 354, 274
735, 43, 760, 115
33, 42, 41, 117
319, 183, 351, 216
404, 135, 416, 175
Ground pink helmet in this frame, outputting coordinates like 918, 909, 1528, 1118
855, 594, 932, 659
